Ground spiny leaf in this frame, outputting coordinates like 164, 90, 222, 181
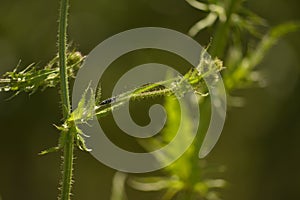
69, 85, 95, 152
69, 84, 95, 123
75, 134, 92, 152
39, 85, 95, 155
54, 123, 69, 132
0, 50, 84, 97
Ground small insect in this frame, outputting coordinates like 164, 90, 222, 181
99, 96, 117, 106
98, 82, 158, 106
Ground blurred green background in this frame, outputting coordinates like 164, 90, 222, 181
0, 0, 299, 199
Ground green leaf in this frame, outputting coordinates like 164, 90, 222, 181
39, 146, 61, 155
110, 172, 128, 200
75, 133, 92, 152
189, 12, 218, 37
69, 84, 95, 124
0, 50, 84, 97
225, 22, 300, 90
129, 176, 183, 192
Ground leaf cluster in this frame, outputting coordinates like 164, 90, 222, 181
0, 50, 84, 97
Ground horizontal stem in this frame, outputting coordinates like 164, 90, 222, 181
95, 65, 220, 117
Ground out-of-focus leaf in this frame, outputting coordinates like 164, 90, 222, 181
129, 176, 183, 192
189, 12, 218, 36
110, 172, 128, 200
185, 0, 209, 11
225, 22, 300, 90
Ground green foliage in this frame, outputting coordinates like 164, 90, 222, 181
186, 0, 227, 36
184, 1, 299, 106
122, 1, 299, 200
95, 53, 223, 119
0, 0, 298, 200
0, 50, 84, 97
110, 172, 128, 200
130, 96, 226, 200
224, 22, 300, 90
40, 85, 95, 155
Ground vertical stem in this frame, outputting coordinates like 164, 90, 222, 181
209, 0, 241, 58
58, 0, 74, 200
58, 0, 71, 117
61, 125, 75, 200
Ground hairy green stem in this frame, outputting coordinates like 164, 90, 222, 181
58, 0, 71, 117
58, 0, 74, 199
95, 64, 222, 118
61, 125, 75, 200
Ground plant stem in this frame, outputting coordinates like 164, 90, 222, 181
209, 0, 241, 58
58, 0, 71, 117
58, 0, 74, 199
61, 124, 75, 200
95, 64, 222, 118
